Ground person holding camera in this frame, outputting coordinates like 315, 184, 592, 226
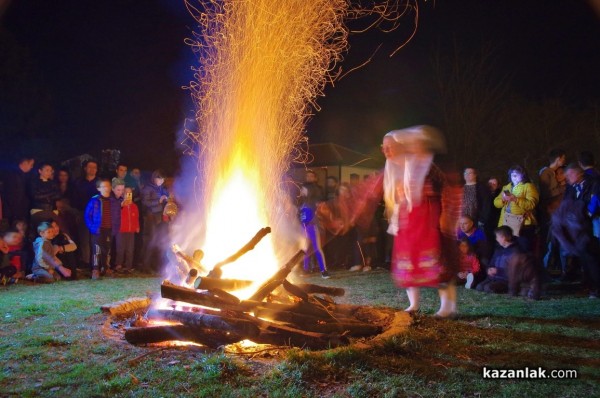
493, 165, 539, 253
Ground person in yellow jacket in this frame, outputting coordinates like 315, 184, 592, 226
494, 165, 539, 251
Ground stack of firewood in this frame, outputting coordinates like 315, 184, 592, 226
125, 248, 386, 349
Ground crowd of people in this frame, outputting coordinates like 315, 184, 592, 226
0, 158, 174, 283
2, 132, 599, 314
296, 128, 600, 317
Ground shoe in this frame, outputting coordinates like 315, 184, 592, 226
590, 293, 598, 299
91, 270, 100, 280
321, 271, 331, 279
104, 268, 114, 276
362, 266, 372, 272
114, 265, 124, 273
349, 265, 363, 272
25, 274, 35, 281
465, 273, 474, 289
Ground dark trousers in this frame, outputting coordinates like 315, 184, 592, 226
116, 232, 135, 269
476, 277, 508, 294
91, 228, 112, 272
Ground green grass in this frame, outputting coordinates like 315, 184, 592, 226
1, 270, 599, 397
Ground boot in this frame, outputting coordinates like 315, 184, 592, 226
404, 287, 420, 313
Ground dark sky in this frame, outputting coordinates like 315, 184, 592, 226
1, 0, 599, 170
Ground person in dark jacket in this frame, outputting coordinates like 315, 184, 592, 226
72, 159, 99, 266
477, 226, 539, 299
1, 157, 34, 226
462, 167, 490, 229
553, 163, 600, 298
84, 178, 121, 280
140, 170, 169, 273
29, 162, 61, 232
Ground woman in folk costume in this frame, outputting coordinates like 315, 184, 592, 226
382, 126, 462, 318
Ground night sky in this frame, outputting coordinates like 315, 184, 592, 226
1, 0, 599, 172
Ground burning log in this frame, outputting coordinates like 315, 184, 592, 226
248, 250, 304, 301
282, 279, 309, 301
124, 325, 242, 348
193, 276, 253, 291
207, 288, 241, 305
146, 309, 260, 338
207, 227, 272, 278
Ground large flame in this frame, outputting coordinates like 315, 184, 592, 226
170, 0, 350, 295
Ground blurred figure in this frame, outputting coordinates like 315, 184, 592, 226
325, 176, 339, 201
55, 167, 75, 202
115, 187, 140, 273
29, 162, 61, 232
552, 163, 600, 298
485, 176, 502, 243
383, 126, 461, 318
115, 163, 128, 180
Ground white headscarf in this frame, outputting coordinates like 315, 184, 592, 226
383, 126, 445, 234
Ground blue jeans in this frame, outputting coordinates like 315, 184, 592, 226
303, 224, 327, 273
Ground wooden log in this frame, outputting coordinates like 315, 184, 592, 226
248, 250, 304, 302
146, 308, 260, 338
161, 281, 240, 310
252, 323, 349, 349
193, 276, 253, 291
124, 325, 243, 348
282, 279, 309, 301
207, 227, 271, 278
100, 297, 151, 316
161, 281, 333, 319
296, 283, 345, 297
207, 288, 241, 305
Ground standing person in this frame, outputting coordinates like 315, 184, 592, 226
493, 165, 539, 253
553, 163, 600, 298
461, 167, 490, 230
538, 149, 566, 231
115, 187, 139, 273
84, 178, 121, 280
72, 160, 99, 267
325, 176, 339, 201
115, 163, 128, 181
141, 170, 169, 273
1, 156, 35, 226
29, 162, 61, 231
382, 126, 461, 318
578, 151, 600, 181
298, 170, 328, 276
55, 167, 75, 202
126, 167, 144, 268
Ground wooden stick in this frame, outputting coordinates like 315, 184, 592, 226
207, 227, 271, 278
193, 276, 253, 291
248, 250, 304, 302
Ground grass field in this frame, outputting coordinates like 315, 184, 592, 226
1, 269, 599, 397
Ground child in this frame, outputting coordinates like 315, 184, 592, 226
115, 187, 139, 273
50, 221, 78, 280
457, 238, 481, 289
84, 178, 121, 280
27, 222, 70, 283
3, 229, 27, 281
0, 237, 17, 284
476, 226, 539, 299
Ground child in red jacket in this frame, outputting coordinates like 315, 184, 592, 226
115, 187, 140, 273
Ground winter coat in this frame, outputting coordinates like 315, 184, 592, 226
84, 195, 121, 235
141, 183, 168, 215
29, 178, 61, 211
493, 182, 539, 227
120, 203, 140, 233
